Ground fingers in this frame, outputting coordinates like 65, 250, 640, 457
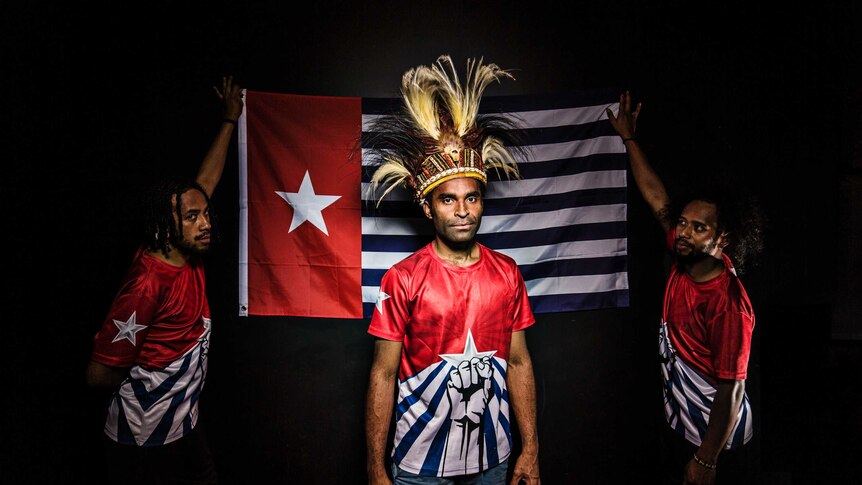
632, 101, 642, 120
213, 75, 242, 98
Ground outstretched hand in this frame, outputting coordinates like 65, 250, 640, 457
214, 75, 244, 122
606, 90, 641, 139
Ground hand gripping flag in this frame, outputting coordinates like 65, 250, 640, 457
239, 89, 629, 319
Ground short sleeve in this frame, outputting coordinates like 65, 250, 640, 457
367, 266, 410, 342
709, 290, 755, 380
511, 264, 535, 332
90, 290, 158, 368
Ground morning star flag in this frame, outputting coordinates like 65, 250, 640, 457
239, 89, 629, 318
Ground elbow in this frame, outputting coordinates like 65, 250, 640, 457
85, 360, 126, 388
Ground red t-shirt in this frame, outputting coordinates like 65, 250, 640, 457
91, 247, 210, 370
369, 243, 534, 379
367, 243, 535, 476
662, 230, 755, 380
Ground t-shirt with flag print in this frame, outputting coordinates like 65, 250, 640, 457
659, 229, 755, 449
90, 247, 211, 446
368, 243, 535, 477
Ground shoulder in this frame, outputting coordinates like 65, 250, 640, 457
380, 244, 432, 285
479, 244, 524, 288
480, 244, 518, 268
716, 258, 754, 315
391, 244, 433, 273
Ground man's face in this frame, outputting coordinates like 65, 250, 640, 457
674, 199, 726, 263
171, 189, 212, 255
422, 177, 484, 247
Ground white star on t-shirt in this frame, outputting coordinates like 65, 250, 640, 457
275, 171, 341, 235
439, 330, 497, 368
111, 311, 147, 346
375, 291, 390, 315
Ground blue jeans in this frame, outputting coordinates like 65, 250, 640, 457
392, 461, 509, 485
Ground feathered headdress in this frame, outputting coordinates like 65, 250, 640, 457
365, 55, 523, 204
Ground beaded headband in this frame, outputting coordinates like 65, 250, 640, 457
364, 55, 522, 204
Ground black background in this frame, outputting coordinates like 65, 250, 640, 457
4, 1, 861, 483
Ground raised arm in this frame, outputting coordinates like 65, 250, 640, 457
196, 75, 244, 198
507, 330, 540, 485
366, 338, 402, 485
607, 91, 673, 232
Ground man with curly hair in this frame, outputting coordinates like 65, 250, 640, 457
608, 91, 765, 485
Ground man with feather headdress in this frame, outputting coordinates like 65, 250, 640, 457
364, 56, 540, 485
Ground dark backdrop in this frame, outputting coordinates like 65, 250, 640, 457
4, 1, 861, 483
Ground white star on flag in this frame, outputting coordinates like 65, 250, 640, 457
111, 311, 147, 346
275, 170, 341, 235
375, 291, 390, 314
439, 330, 497, 368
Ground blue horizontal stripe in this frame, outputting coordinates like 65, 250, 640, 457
360, 153, 626, 184
518, 255, 628, 281
361, 221, 624, 252
483, 187, 627, 216
516, 154, 627, 179
361, 187, 627, 218
504, 123, 617, 146
362, 89, 620, 116
528, 290, 629, 313
362, 302, 375, 319
362, 234, 433, 252
361, 202, 423, 218
362, 121, 617, 149
480, 89, 622, 112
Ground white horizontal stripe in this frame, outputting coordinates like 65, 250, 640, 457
521, 136, 625, 162
504, 103, 618, 129
489, 170, 626, 199
494, 238, 628, 266
361, 103, 619, 131
362, 286, 381, 303
360, 136, 625, 166
361, 169, 626, 202
360, 204, 626, 236
479, 204, 626, 232
524, 272, 629, 296
362, 251, 414, 269
362, 271, 628, 303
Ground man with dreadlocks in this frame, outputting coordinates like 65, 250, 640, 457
607, 91, 764, 485
85, 76, 243, 484
364, 56, 540, 485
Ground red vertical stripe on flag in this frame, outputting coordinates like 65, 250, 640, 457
245, 92, 363, 318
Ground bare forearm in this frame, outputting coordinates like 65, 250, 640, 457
697, 380, 745, 463
624, 138, 672, 227
196, 121, 235, 197
365, 339, 401, 483
508, 354, 539, 453
366, 371, 396, 485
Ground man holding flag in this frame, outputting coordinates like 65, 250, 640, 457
607, 91, 763, 484
364, 56, 540, 485
86, 76, 243, 484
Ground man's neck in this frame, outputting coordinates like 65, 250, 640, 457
148, 246, 189, 267
683, 255, 725, 282
432, 238, 481, 267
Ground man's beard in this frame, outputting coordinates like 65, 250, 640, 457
674, 238, 718, 265
174, 233, 213, 256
